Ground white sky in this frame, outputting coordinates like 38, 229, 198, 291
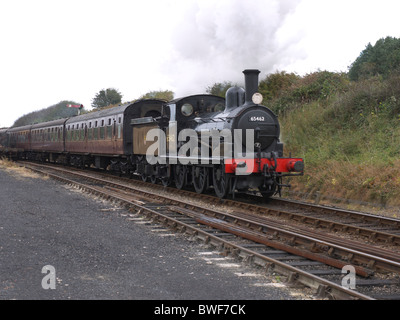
0, 0, 399, 127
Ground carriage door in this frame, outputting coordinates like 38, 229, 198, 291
112, 118, 117, 153
84, 123, 88, 151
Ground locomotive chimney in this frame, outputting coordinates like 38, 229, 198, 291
243, 69, 260, 105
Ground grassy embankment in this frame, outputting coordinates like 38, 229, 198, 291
261, 71, 400, 214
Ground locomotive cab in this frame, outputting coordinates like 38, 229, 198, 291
163, 95, 225, 128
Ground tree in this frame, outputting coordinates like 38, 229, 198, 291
91, 88, 123, 109
348, 37, 400, 81
206, 81, 235, 97
139, 90, 174, 101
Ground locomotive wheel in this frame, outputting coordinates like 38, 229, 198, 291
259, 184, 277, 198
212, 165, 229, 198
161, 177, 171, 187
193, 166, 208, 194
120, 161, 129, 175
150, 175, 157, 184
160, 166, 172, 187
174, 164, 186, 189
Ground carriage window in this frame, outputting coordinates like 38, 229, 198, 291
108, 118, 111, 126
181, 103, 194, 116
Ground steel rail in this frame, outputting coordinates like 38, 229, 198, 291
269, 197, 400, 229
170, 206, 400, 275
228, 211, 400, 263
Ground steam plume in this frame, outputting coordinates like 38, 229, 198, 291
164, 0, 303, 96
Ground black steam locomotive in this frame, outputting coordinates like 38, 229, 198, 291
0, 69, 303, 198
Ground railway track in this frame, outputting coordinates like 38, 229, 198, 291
16, 161, 400, 300
263, 197, 400, 246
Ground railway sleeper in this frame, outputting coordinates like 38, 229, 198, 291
286, 272, 301, 287
316, 285, 332, 299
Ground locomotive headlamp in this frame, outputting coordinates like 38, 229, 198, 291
252, 93, 263, 105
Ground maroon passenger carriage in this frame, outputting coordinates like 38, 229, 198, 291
30, 119, 67, 162
63, 99, 164, 170
1, 99, 165, 172
7, 124, 32, 158
0, 128, 9, 151
5, 119, 67, 162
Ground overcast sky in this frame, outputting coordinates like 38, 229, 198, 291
0, 0, 399, 127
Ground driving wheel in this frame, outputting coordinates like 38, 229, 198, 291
193, 166, 208, 194
212, 165, 229, 198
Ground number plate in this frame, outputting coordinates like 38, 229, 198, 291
249, 116, 265, 122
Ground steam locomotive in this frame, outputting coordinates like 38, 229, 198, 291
0, 69, 304, 198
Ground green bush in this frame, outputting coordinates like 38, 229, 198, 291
262, 71, 349, 115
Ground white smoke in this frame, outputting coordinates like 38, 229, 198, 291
163, 0, 304, 97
